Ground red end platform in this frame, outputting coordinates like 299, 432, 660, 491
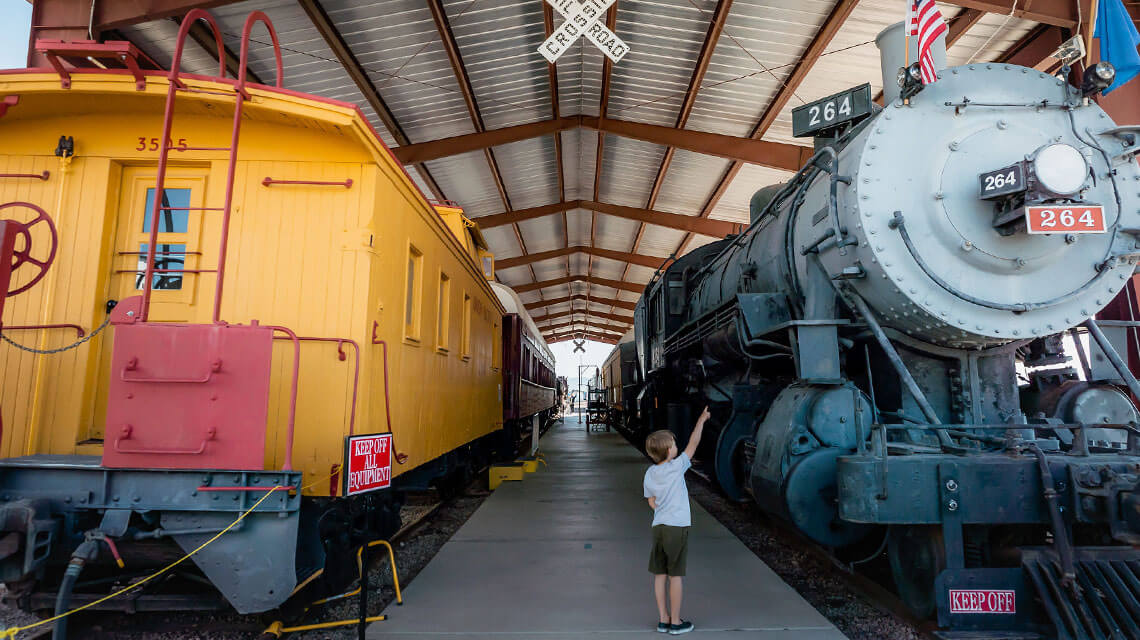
102, 298, 273, 470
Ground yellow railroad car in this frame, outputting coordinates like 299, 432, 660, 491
0, 12, 543, 618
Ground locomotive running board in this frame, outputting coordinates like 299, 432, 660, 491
1021, 546, 1140, 640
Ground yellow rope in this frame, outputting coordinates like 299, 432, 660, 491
0, 485, 285, 639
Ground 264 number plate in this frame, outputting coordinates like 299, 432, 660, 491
1025, 205, 1106, 234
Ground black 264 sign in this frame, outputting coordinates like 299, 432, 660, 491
792, 84, 872, 138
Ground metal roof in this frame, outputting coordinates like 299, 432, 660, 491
90, 0, 1096, 344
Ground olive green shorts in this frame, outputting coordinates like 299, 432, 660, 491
648, 524, 689, 576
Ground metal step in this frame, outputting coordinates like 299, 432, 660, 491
1022, 547, 1140, 640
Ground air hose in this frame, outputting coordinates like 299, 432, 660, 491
53, 538, 100, 639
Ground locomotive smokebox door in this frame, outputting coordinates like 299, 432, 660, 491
103, 314, 273, 470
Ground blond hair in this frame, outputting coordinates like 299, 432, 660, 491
645, 430, 676, 463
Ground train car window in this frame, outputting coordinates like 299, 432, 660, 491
135, 242, 186, 290
667, 279, 684, 315
141, 188, 190, 233
461, 293, 472, 360
436, 272, 450, 352
405, 245, 423, 341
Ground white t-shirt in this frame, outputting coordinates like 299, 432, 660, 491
643, 452, 692, 528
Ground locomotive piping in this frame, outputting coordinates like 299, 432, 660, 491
835, 281, 954, 447
1084, 318, 1140, 402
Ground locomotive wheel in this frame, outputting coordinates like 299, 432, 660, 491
1, 202, 58, 296
713, 426, 749, 502
887, 525, 945, 619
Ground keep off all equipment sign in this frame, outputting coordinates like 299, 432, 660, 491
539, 0, 629, 64
344, 433, 393, 496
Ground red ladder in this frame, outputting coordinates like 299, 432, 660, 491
139, 9, 284, 324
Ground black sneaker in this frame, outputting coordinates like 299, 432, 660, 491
669, 620, 694, 635
657, 622, 670, 633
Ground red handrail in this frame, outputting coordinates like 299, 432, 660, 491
0, 323, 85, 337
371, 322, 394, 434
265, 325, 300, 471
237, 11, 284, 90
262, 177, 353, 188
273, 335, 360, 435
0, 172, 49, 181
140, 9, 228, 322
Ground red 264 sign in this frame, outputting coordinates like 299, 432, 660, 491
344, 433, 393, 496
1025, 205, 1106, 234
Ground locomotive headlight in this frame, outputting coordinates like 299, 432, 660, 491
1081, 61, 1116, 96
1032, 143, 1088, 195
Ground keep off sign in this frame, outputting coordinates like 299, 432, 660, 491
344, 433, 393, 496
948, 589, 1016, 614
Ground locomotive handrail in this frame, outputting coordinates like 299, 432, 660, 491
114, 428, 214, 455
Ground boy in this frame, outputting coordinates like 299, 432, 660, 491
643, 406, 709, 635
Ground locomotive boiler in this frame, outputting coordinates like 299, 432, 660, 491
635, 22, 1140, 634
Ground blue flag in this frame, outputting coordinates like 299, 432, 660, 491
1094, 0, 1140, 94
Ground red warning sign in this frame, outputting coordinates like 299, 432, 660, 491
948, 589, 1016, 614
344, 433, 393, 496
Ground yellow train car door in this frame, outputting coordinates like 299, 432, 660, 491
88, 167, 214, 441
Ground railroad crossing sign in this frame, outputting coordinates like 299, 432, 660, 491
573, 339, 586, 353
539, 0, 630, 64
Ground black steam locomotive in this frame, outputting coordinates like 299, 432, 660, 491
630, 24, 1140, 637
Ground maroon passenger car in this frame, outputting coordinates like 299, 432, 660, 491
492, 283, 558, 443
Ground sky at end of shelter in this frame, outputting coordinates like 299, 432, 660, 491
0, 2, 31, 70
550, 339, 618, 381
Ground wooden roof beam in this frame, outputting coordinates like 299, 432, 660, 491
674, 0, 861, 257
299, 0, 447, 201
475, 200, 741, 237
620, 0, 734, 301
533, 308, 634, 326
497, 246, 666, 271
543, 2, 571, 287
523, 294, 637, 312
939, 0, 1078, 27
426, 0, 539, 292
586, 4, 620, 296
514, 276, 644, 295
539, 319, 628, 335
391, 117, 814, 171
547, 332, 619, 345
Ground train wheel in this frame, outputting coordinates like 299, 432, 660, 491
887, 525, 945, 619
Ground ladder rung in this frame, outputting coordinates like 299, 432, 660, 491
158, 207, 224, 211
168, 146, 233, 153
175, 87, 235, 97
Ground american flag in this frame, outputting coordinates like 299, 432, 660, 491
908, 0, 948, 84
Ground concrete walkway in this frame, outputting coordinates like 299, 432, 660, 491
369, 417, 848, 638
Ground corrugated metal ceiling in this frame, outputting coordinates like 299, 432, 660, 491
112, 0, 1058, 342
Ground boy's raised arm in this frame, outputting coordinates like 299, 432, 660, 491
684, 406, 711, 460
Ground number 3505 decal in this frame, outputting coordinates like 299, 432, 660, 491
135, 137, 189, 152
